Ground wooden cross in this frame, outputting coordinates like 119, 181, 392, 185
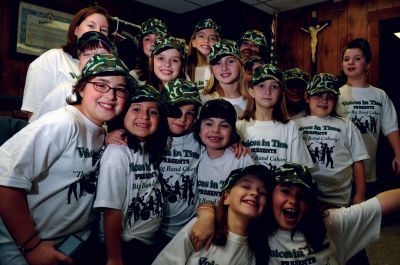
300, 11, 331, 75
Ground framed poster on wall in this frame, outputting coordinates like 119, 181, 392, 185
16, 1, 73, 56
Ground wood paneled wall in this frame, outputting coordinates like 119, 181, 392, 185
277, 0, 400, 86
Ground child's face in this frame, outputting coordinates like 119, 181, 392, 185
249, 79, 282, 109
306, 92, 336, 118
192, 28, 219, 56
223, 174, 268, 219
240, 40, 260, 59
167, 104, 197, 135
342, 48, 369, 79
285, 82, 305, 104
74, 13, 109, 38
143, 34, 159, 58
212, 56, 240, 85
272, 184, 308, 231
153, 49, 182, 82
199, 117, 232, 151
124, 101, 160, 141
79, 75, 127, 126
244, 62, 263, 85
78, 47, 111, 71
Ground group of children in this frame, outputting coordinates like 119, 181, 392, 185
0, 4, 399, 265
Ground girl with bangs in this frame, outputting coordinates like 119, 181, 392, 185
202, 39, 249, 117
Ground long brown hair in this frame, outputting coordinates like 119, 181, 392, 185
63, 5, 110, 58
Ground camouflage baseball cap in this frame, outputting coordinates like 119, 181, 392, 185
243, 55, 265, 71
284, 68, 309, 85
239, 30, 267, 47
307, 73, 340, 96
221, 165, 275, 192
137, 18, 169, 39
250, 64, 285, 89
152, 36, 186, 59
76, 31, 118, 56
80, 54, 137, 93
194, 18, 221, 34
274, 163, 317, 192
163, 78, 202, 106
209, 39, 241, 65
130, 84, 162, 104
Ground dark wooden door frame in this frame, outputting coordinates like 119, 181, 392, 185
368, 7, 400, 86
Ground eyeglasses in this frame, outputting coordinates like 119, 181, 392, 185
87, 81, 129, 98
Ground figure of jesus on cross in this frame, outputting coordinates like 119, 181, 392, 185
301, 11, 331, 64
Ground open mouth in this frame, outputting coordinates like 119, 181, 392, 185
282, 208, 299, 220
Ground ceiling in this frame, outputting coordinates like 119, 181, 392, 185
132, 0, 329, 14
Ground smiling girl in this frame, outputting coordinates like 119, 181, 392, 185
94, 84, 168, 265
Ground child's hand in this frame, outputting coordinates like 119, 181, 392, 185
189, 208, 215, 251
105, 129, 127, 146
229, 143, 250, 159
25, 240, 74, 265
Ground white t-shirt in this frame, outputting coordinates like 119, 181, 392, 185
22, 49, 79, 116
0, 105, 105, 243
198, 148, 255, 205
295, 116, 370, 206
30, 82, 74, 122
200, 93, 247, 118
337, 85, 399, 182
152, 218, 256, 265
159, 133, 201, 238
94, 144, 163, 245
194, 65, 211, 94
268, 197, 381, 265
236, 119, 315, 171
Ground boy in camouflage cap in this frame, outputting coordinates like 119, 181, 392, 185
284, 68, 310, 119
208, 39, 241, 65
238, 29, 267, 60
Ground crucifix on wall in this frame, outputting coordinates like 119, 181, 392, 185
301, 11, 331, 74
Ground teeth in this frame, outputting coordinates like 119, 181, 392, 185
282, 208, 298, 219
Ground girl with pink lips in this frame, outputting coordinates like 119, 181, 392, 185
0, 53, 133, 265
153, 165, 274, 265
186, 19, 221, 93
237, 64, 314, 172
202, 39, 249, 117
149, 36, 187, 91
131, 18, 169, 86
194, 99, 255, 206
94, 84, 168, 265
337, 38, 400, 199
22, 5, 110, 120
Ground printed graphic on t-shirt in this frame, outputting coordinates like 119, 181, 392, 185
339, 99, 381, 138
243, 138, 288, 171
198, 178, 224, 205
124, 162, 163, 226
67, 146, 103, 204
298, 124, 340, 169
159, 173, 196, 205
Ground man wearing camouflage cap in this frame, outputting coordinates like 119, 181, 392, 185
238, 29, 267, 60
284, 68, 310, 119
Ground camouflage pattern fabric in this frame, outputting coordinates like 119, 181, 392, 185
284, 68, 310, 84
208, 39, 241, 65
194, 18, 221, 34
250, 63, 285, 89
80, 54, 137, 93
131, 84, 163, 104
307, 73, 340, 96
243, 55, 265, 71
76, 31, 118, 56
137, 18, 168, 39
163, 78, 202, 106
152, 36, 186, 58
239, 30, 267, 47
221, 165, 274, 191
275, 163, 317, 192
